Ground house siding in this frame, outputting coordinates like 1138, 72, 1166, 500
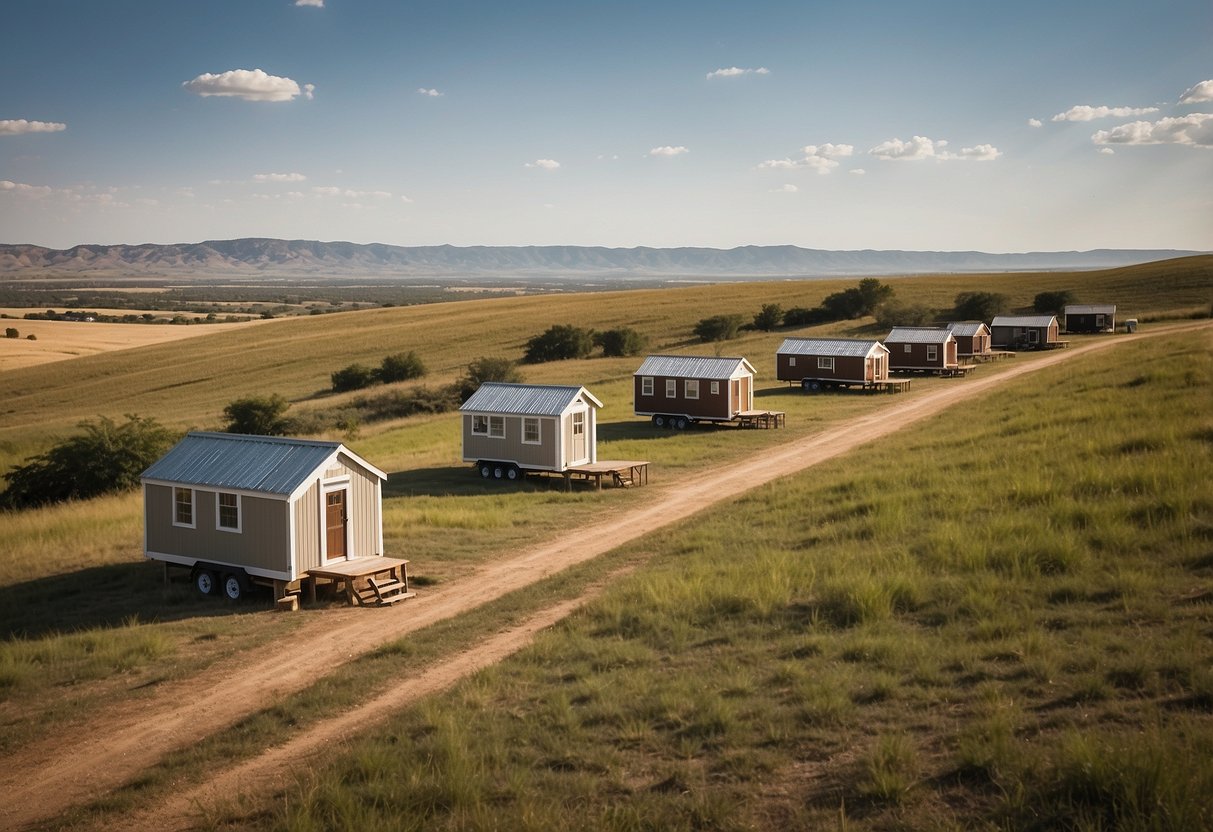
634, 374, 737, 420
463, 414, 560, 470
991, 321, 1060, 348
294, 481, 321, 573
887, 340, 958, 370
777, 353, 875, 383
322, 453, 383, 559
1065, 313, 1114, 333
145, 483, 290, 573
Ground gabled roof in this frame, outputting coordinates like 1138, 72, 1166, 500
944, 321, 990, 337
776, 337, 887, 358
991, 315, 1057, 328
1065, 304, 1116, 315
885, 326, 955, 344
141, 432, 385, 496
633, 354, 755, 380
459, 382, 602, 416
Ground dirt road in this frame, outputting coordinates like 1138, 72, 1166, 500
1, 324, 1203, 831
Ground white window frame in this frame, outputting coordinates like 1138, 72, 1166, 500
665, 379, 676, 398
684, 379, 699, 400
903, 344, 912, 353
926, 345, 938, 362
489, 415, 505, 438
173, 486, 195, 529
710, 381, 720, 395
522, 417, 541, 445
817, 356, 834, 371
471, 414, 489, 435
641, 377, 654, 396
572, 411, 585, 436
788, 356, 796, 367
216, 492, 242, 533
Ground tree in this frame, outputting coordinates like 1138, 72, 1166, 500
457, 356, 524, 402
782, 307, 830, 327
753, 303, 784, 332
952, 291, 1008, 321
1033, 290, 1076, 315
377, 351, 427, 383
874, 301, 936, 329
223, 394, 292, 436
595, 327, 648, 357
820, 288, 865, 320
1, 415, 177, 509
523, 325, 595, 363
4, 328, 17, 339
331, 363, 377, 393
856, 278, 895, 315
693, 314, 744, 342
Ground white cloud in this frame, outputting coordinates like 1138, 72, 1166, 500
869, 136, 1000, 161
295, 0, 323, 6
0, 119, 67, 136
849, 168, 866, 175
944, 143, 1002, 161
400, 194, 413, 203
313, 186, 394, 198
183, 69, 313, 102
770, 184, 798, 193
1028, 118, 1043, 128
1050, 105, 1158, 122
0, 179, 53, 196
649, 146, 689, 157
1179, 80, 1213, 104
1098, 147, 1115, 155
253, 172, 307, 182
524, 159, 561, 169
706, 66, 770, 80
1091, 113, 1213, 147
758, 143, 853, 175
417, 88, 443, 97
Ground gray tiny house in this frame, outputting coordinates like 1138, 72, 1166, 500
1065, 304, 1116, 333
142, 432, 387, 599
990, 315, 1061, 349
460, 382, 603, 479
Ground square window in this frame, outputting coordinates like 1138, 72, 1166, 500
685, 379, 699, 399
817, 356, 834, 371
217, 492, 240, 532
903, 344, 912, 353
173, 487, 194, 527
472, 414, 489, 435
641, 377, 654, 396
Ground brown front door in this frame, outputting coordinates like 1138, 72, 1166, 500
325, 490, 347, 561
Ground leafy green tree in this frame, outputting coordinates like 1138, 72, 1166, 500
782, 307, 830, 327
223, 394, 292, 436
693, 314, 744, 342
1033, 290, 1076, 315
875, 302, 937, 329
952, 291, 1009, 321
457, 357, 524, 402
1, 415, 177, 509
331, 363, 377, 393
524, 325, 595, 363
377, 351, 427, 383
856, 278, 895, 314
595, 327, 648, 357
753, 303, 784, 331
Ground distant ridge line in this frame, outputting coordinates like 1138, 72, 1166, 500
0, 238, 1204, 278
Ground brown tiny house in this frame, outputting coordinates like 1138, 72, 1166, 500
944, 321, 992, 358
776, 337, 890, 391
633, 355, 755, 428
1065, 304, 1116, 333
991, 315, 1061, 349
885, 327, 960, 374
142, 432, 388, 601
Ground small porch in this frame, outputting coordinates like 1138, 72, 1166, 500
307, 556, 414, 607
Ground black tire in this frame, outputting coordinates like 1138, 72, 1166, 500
801, 379, 814, 392
673, 416, 689, 430
222, 573, 244, 601
194, 569, 217, 596
506, 464, 521, 481
809, 380, 822, 392
652, 414, 666, 428
493, 464, 505, 479
479, 462, 493, 479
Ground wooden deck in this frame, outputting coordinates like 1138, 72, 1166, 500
307, 556, 413, 606
564, 459, 650, 490
736, 409, 786, 428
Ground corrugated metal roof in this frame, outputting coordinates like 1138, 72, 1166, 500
633, 355, 755, 380
140, 432, 368, 495
991, 315, 1057, 328
944, 321, 989, 337
776, 337, 885, 358
885, 327, 955, 344
1065, 304, 1116, 315
459, 382, 601, 416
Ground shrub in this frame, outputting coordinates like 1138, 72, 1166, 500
524, 325, 595, 363
875, 302, 936, 329
952, 290, 1008, 321
783, 307, 831, 327
4, 328, 17, 339
331, 363, 377, 393
595, 327, 648, 357
0, 415, 177, 509
1034, 290, 1076, 315
693, 314, 744, 342
753, 303, 784, 332
353, 387, 460, 421
377, 351, 427, 383
223, 394, 292, 436
26, 334, 36, 341
457, 357, 524, 402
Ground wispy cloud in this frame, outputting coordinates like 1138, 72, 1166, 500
648, 146, 689, 157
0, 179, 53, 196
706, 66, 770, 80
183, 69, 314, 102
1028, 118, 1043, 128
1051, 105, 1158, 122
417, 88, 443, 97
1179, 80, 1213, 104
295, 0, 323, 7
758, 143, 852, 174
770, 183, 798, 193
253, 172, 307, 182
313, 186, 393, 198
1092, 113, 1213, 147
0, 119, 67, 136
524, 159, 561, 169
869, 136, 1000, 161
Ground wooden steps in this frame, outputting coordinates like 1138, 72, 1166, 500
356, 577, 416, 607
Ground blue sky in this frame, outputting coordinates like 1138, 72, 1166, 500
2, 0, 1210, 252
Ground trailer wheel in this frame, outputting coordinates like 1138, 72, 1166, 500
479, 462, 493, 478
193, 569, 217, 596
493, 464, 506, 479
801, 379, 813, 392
506, 464, 521, 481
808, 380, 822, 392
673, 416, 689, 430
222, 573, 245, 601
652, 414, 667, 428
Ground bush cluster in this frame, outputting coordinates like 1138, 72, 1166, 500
331, 351, 427, 392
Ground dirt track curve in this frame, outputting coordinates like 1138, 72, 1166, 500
1, 322, 1205, 831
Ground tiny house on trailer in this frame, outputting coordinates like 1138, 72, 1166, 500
944, 321, 993, 359
142, 432, 390, 602
633, 354, 756, 428
885, 327, 960, 374
776, 337, 890, 391
990, 315, 1061, 349
1065, 304, 1117, 333
460, 382, 602, 479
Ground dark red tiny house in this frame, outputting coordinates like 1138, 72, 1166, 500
776, 337, 889, 390
1064, 304, 1116, 334
633, 355, 755, 427
885, 327, 959, 373
944, 321, 992, 358
990, 315, 1061, 349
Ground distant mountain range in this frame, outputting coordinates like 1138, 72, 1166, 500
0, 239, 1204, 279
